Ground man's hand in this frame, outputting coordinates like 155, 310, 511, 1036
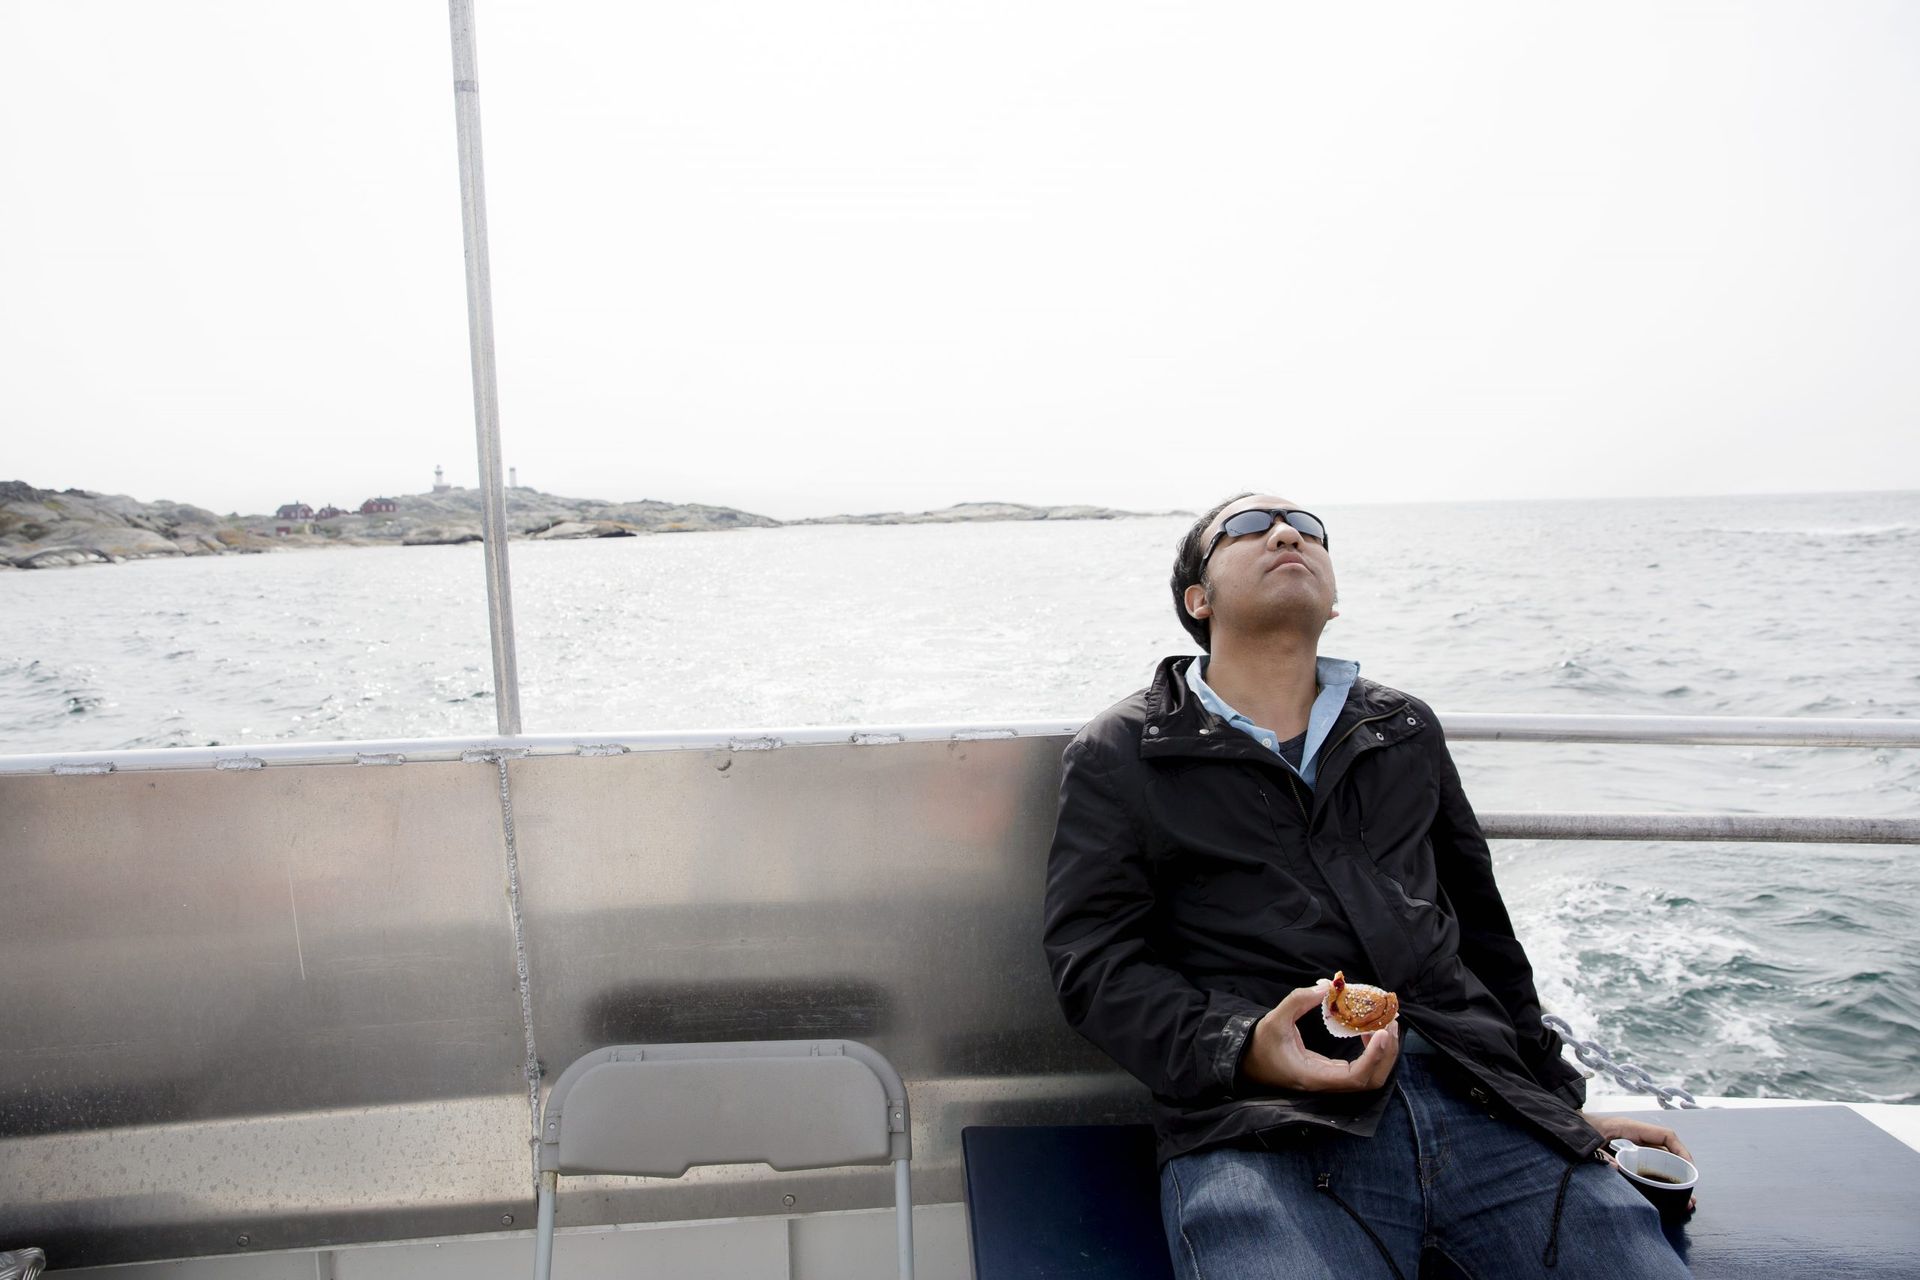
1242, 982, 1400, 1092
1587, 1114, 1693, 1162
1589, 1114, 1698, 1211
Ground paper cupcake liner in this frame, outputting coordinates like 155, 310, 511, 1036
1322, 980, 1397, 1038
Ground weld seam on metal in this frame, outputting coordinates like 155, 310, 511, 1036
493, 756, 543, 1187
463, 747, 528, 764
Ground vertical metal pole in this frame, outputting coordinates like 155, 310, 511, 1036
533, 1171, 557, 1280
448, 0, 523, 736
894, 1158, 915, 1280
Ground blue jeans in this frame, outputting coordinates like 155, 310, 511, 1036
1160, 1054, 1689, 1279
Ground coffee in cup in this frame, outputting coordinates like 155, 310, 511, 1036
1608, 1138, 1698, 1223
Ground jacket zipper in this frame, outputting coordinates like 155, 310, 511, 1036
1281, 769, 1310, 822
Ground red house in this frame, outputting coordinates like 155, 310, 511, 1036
360, 497, 398, 515
275, 502, 314, 520
315, 505, 348, 520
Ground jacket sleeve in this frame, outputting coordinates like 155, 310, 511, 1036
1419, 705, 1587, 1105
1042, 737, 1269, 1101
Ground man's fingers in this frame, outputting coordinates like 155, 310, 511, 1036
1287, 1024, 1400, 1092
1271, 983, 1330, 1024
1281, 1043, 1366, 1090
1614, 1118, 1694, 1164
1354, 1022, 1401, 1088
1292, 1054, 1372, 1091
1588, 1116, 1697, 1168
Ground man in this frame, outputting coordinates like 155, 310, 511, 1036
1043, 493, 1692, 1279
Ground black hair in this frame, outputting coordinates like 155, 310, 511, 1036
1170, 493, 1253, 652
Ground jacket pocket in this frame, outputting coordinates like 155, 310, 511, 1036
1247, 784, 1322, 934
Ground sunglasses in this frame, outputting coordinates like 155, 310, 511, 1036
1200, 508, 1330, 568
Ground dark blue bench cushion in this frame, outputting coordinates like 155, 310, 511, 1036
963, 1107, 1920, 1279
962, 1124, 1176, 1280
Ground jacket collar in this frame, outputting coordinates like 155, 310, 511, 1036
1139, 655, 1421, 781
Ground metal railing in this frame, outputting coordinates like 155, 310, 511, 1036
1478, 811, 1916, 844
4, 713, 1916, 845
1441, 712, 1916, 747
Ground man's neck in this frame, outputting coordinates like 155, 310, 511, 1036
1200, 631, 1322, 739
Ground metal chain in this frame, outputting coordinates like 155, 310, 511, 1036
1542, 1014, 1700, 1110
0, 1248, 47, 1280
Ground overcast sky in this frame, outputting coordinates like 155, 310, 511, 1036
3, 2, 1917, 521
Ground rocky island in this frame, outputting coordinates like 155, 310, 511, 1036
0, 480, 1174, 569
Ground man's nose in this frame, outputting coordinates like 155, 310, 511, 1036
1267, 519, 1302, 550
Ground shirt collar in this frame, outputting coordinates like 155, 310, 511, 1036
1184, 654, 1361, 786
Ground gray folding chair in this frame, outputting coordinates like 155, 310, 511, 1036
533, 1039, 914, 1280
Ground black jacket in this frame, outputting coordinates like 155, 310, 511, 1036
1043, 656, 1597, 1165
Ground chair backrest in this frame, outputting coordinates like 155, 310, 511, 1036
538, 1039, 911, 1178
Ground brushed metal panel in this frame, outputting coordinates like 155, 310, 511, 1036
0, 763, 533, 1264
507, 738, 1129, 1230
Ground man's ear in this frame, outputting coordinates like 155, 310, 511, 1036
1183, 583, 1211, 620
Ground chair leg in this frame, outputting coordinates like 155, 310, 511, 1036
893, 1158, 914, 1280
533, 1170, 557, 1280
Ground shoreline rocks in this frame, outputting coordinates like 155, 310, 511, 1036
530, 520, 636, 540
1, 480, 1180, 571
0, 481, 244, 568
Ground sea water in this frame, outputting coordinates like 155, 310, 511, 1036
4, 489, 1917, 1105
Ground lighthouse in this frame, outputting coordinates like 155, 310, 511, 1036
432, 464, 450, 494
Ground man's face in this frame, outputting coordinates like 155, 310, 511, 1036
1186, 494, 1338, 642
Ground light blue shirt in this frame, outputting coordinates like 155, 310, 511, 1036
1185, 655, 1360, 789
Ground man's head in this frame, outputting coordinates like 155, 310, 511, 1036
1170, 492, 1337, 651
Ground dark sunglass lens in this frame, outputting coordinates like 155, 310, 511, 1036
1222, 510, 1277, 538
1284, 512, 1327, 543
